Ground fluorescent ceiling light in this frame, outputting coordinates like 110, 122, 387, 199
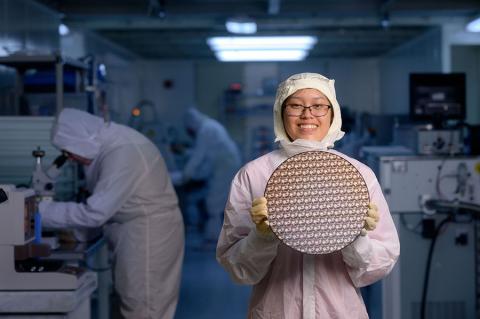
58, 23, 70, 36
466, 16, 480, 32
225, 18, 257, 34
208, 36, 317, 50
215, 49, 308, 62
207, 36, 317, 62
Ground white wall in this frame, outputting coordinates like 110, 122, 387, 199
279, 59, 381, 114
192, 59, 382, 154
135, 60, 196, 127
442, 23, 480, 72
442, 23, 480, 125
378, 24, 480, 122
452, 46, 480, 124
102, 54, 141, 124
195, 58, 381, 118
196, 61, 243, 119
379, 28, 443, 115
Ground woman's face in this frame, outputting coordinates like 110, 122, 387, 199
282, 88, 332, 142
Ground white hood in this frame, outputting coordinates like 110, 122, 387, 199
273, 73, 345, 156
51, 108, 107, 159
184, 107, 206, 133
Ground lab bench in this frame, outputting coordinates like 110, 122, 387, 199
0, 273, 97, 318
0, 236, 110, 319
50, 236, 111, 319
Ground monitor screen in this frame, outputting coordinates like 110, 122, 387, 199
409, 73, 466, 122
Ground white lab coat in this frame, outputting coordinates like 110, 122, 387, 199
217, 148, 399, 319
40, 109, 184, 319
216, 73, 400, 318
183, 108, 241, 240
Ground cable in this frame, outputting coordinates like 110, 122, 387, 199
426, 199, 480, 214
420, 215, 452, 319
420, 199, 480, 319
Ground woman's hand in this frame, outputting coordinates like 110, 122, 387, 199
360, 203, 380, 236
250, 197, 273, 236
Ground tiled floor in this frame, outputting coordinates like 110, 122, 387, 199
174, 230, 251, 319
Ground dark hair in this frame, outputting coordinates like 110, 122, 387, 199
280, 100, 292, 141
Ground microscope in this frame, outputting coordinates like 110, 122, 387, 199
0, 185, 96, 290
31, 147, 68, 198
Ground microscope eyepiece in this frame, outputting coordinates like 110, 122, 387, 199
53, 154, 68, 168
0, 188, 8, 204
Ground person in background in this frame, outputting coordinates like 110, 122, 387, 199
39, 108, 184, 319
336, 109, 377, 159
182, 107, 241, 246
217, 73, 399, 318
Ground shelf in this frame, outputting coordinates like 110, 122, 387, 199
0, 53, 88, 71
0, 53, 94, 115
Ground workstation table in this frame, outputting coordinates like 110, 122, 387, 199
0, 237, 109, 319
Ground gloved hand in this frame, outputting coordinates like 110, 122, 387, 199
250, 197, 273, 236
360, 203, 380, 236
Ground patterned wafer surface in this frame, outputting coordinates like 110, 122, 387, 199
264, 151, 369, 254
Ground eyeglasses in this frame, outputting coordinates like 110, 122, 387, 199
285, 103, 331, 117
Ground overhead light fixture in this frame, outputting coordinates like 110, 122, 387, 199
58, 23, 70, 36
380, 12, 390, 29
207, 36, 317, 62
214, 50, 308, 62
208, 36, 317, 50
225, 17, 257, 34
98, 63, 107, 78
466, 15, 480, 32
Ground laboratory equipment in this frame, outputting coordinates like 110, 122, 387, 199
31, 147, 68, 198
360, 149, 480, 319
265, 151, 369, 254
377, 156, 480, 214
393, 125, 463, 155
0, 117, 78, 201
401, 72, 467, 157
410, 73, 466, 127
0, 185, 95, 290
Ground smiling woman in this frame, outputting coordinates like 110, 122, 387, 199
216, 72, 400, 319
282, 88, 333, 141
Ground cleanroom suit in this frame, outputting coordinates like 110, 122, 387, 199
183, 108, 241, 241
216, 73, 400, 319
39, 108, 184, 319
